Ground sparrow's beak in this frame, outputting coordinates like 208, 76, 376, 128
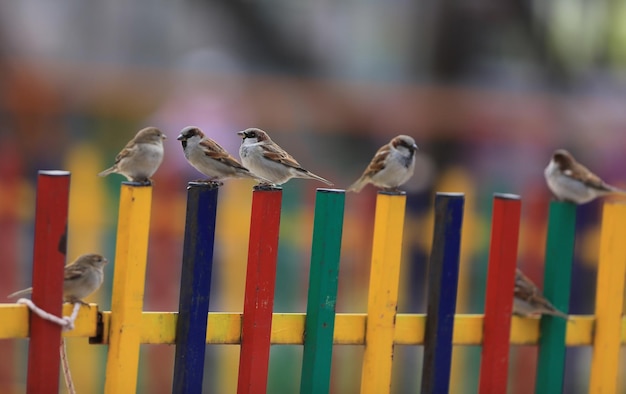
176, 134, 185, 141
412, 144, 418, 151
237, 131, 246, 139
162, 134, 167, 140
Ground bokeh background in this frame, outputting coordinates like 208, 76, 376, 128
1, 1, 626, 393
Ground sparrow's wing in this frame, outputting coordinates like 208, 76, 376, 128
514, 269, 542, 304
567, 161, 614, 192
114, 140, 138, 164
514, 269, 567, 318
261, 142, 304, 169
258, 141, 332, 185
362, 143, 391, 178
199, 139, 250, 171
347, 144, 390, 192
64, 263, 89, 282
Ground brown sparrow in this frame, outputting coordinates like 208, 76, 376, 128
544, 149, 626, 204
348, 135, 418, 192
177, 126, 266, 183
98, 127, 167, 184
8, 253, 108, 304
513, 268, 568, 319
238, 128, 333, 186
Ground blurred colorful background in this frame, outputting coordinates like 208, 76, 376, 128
2, 1, 626, 393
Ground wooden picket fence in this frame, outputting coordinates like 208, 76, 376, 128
1, 170, 625, 393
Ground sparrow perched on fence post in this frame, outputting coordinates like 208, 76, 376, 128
513, 268, 569, 319
98, 127, 167, 184
544, 149, 626, 204
238, 128, 333, 187
348, 135, 418, 193
177, 126, 267, 184
8, 253, 108, 305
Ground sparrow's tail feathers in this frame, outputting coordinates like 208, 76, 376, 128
7, 287, 33, 299
543, 307, 570, 320
607, 184, 626, 196
97, 166, 116, 177
306, 171, 334, 186
535, 301, 570, 320
347, 177, 368, 193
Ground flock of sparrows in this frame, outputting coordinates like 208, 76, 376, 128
94, 125, 420, 192
7, 126, 626, 317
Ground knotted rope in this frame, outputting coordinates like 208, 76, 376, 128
17, 299, 82, 394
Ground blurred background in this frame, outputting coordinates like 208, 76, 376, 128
1, 1, 626, 393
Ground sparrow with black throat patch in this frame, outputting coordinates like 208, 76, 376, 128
177, 126, 267, 184
348, 135, 418, 193
98, 127, 167, 184
8, 253, 108, 305
513, 268, 569, 319
544, 149, 626, 204
238, 128, 333, 186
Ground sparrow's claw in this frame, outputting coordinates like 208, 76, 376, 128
205, 178, 224, 185
124, 178, 151, 186
254, 182, 280, 191
191, 179, 224, 187
129, 178, 153, 186
380, 187, 406, 196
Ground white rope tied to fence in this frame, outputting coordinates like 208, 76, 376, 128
17, 299, 82, 394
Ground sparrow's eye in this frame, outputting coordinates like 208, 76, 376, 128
554, 153, 568, 166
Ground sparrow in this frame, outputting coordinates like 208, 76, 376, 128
513, 268, 569, 319
8, 253, 108, 305
544, 149, 626, 204
177, 126, 266, 183
98, 127, 167, 184
238, 128, 333, 186
348, 135, 418, 192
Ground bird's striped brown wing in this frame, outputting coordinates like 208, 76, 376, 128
64, 263, 89, 282
199, 139, 249, 171
261, 142, 304, 169
113, 141, 138, 164
567, 161, 613, 192
515, 269, 558, 311
361, 143, 390, 179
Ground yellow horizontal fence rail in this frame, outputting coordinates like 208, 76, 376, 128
3, 307, 623, 346
0, 303, 100, 338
